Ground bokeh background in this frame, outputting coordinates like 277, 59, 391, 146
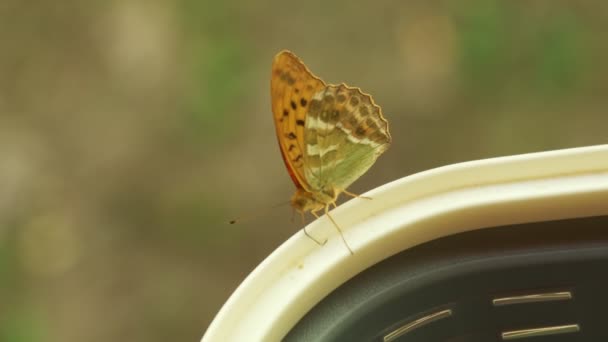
1, 1, 607, 341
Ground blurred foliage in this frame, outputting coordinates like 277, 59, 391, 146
533, 11, 586, 93
0, 1, 607, 342
1, 309, 45, 342
179, 0, 247, 145
457, 0, 587, 96
458, 0, 512, 88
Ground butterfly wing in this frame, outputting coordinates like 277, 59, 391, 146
302, 84, 391, 192
271, 51, 325, 190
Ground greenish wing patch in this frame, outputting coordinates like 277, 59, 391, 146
302, 84, 390, 193
325, 139, 381, 191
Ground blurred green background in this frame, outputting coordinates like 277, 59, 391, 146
1, 1, 607, 341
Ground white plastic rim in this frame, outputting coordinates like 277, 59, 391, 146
202, 144, 608, 342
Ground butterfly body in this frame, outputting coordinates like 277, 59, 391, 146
271, 50, 391, 218
290, 187, 336, 213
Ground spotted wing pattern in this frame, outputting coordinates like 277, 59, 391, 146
270, 51, 325, 190
303, 84, 391, 192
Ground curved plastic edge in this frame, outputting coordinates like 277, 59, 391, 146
202, 144, 608, 342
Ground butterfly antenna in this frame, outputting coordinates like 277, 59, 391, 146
325, 207, 354, 255
229, 200, 290, 224
290, 208, 306, 224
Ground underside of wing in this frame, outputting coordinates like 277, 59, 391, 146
271, 51, 325, 190
302, 84, 391, 192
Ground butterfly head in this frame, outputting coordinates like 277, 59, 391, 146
290, 187, 337, 213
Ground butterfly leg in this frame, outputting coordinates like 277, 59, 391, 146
304, 211, 327, 246
324, 206, 354, 255
343, 189, 372, 200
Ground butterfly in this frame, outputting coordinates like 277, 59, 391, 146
270, 50, 391, 253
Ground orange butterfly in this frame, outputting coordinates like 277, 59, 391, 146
270, 51, 391, 253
